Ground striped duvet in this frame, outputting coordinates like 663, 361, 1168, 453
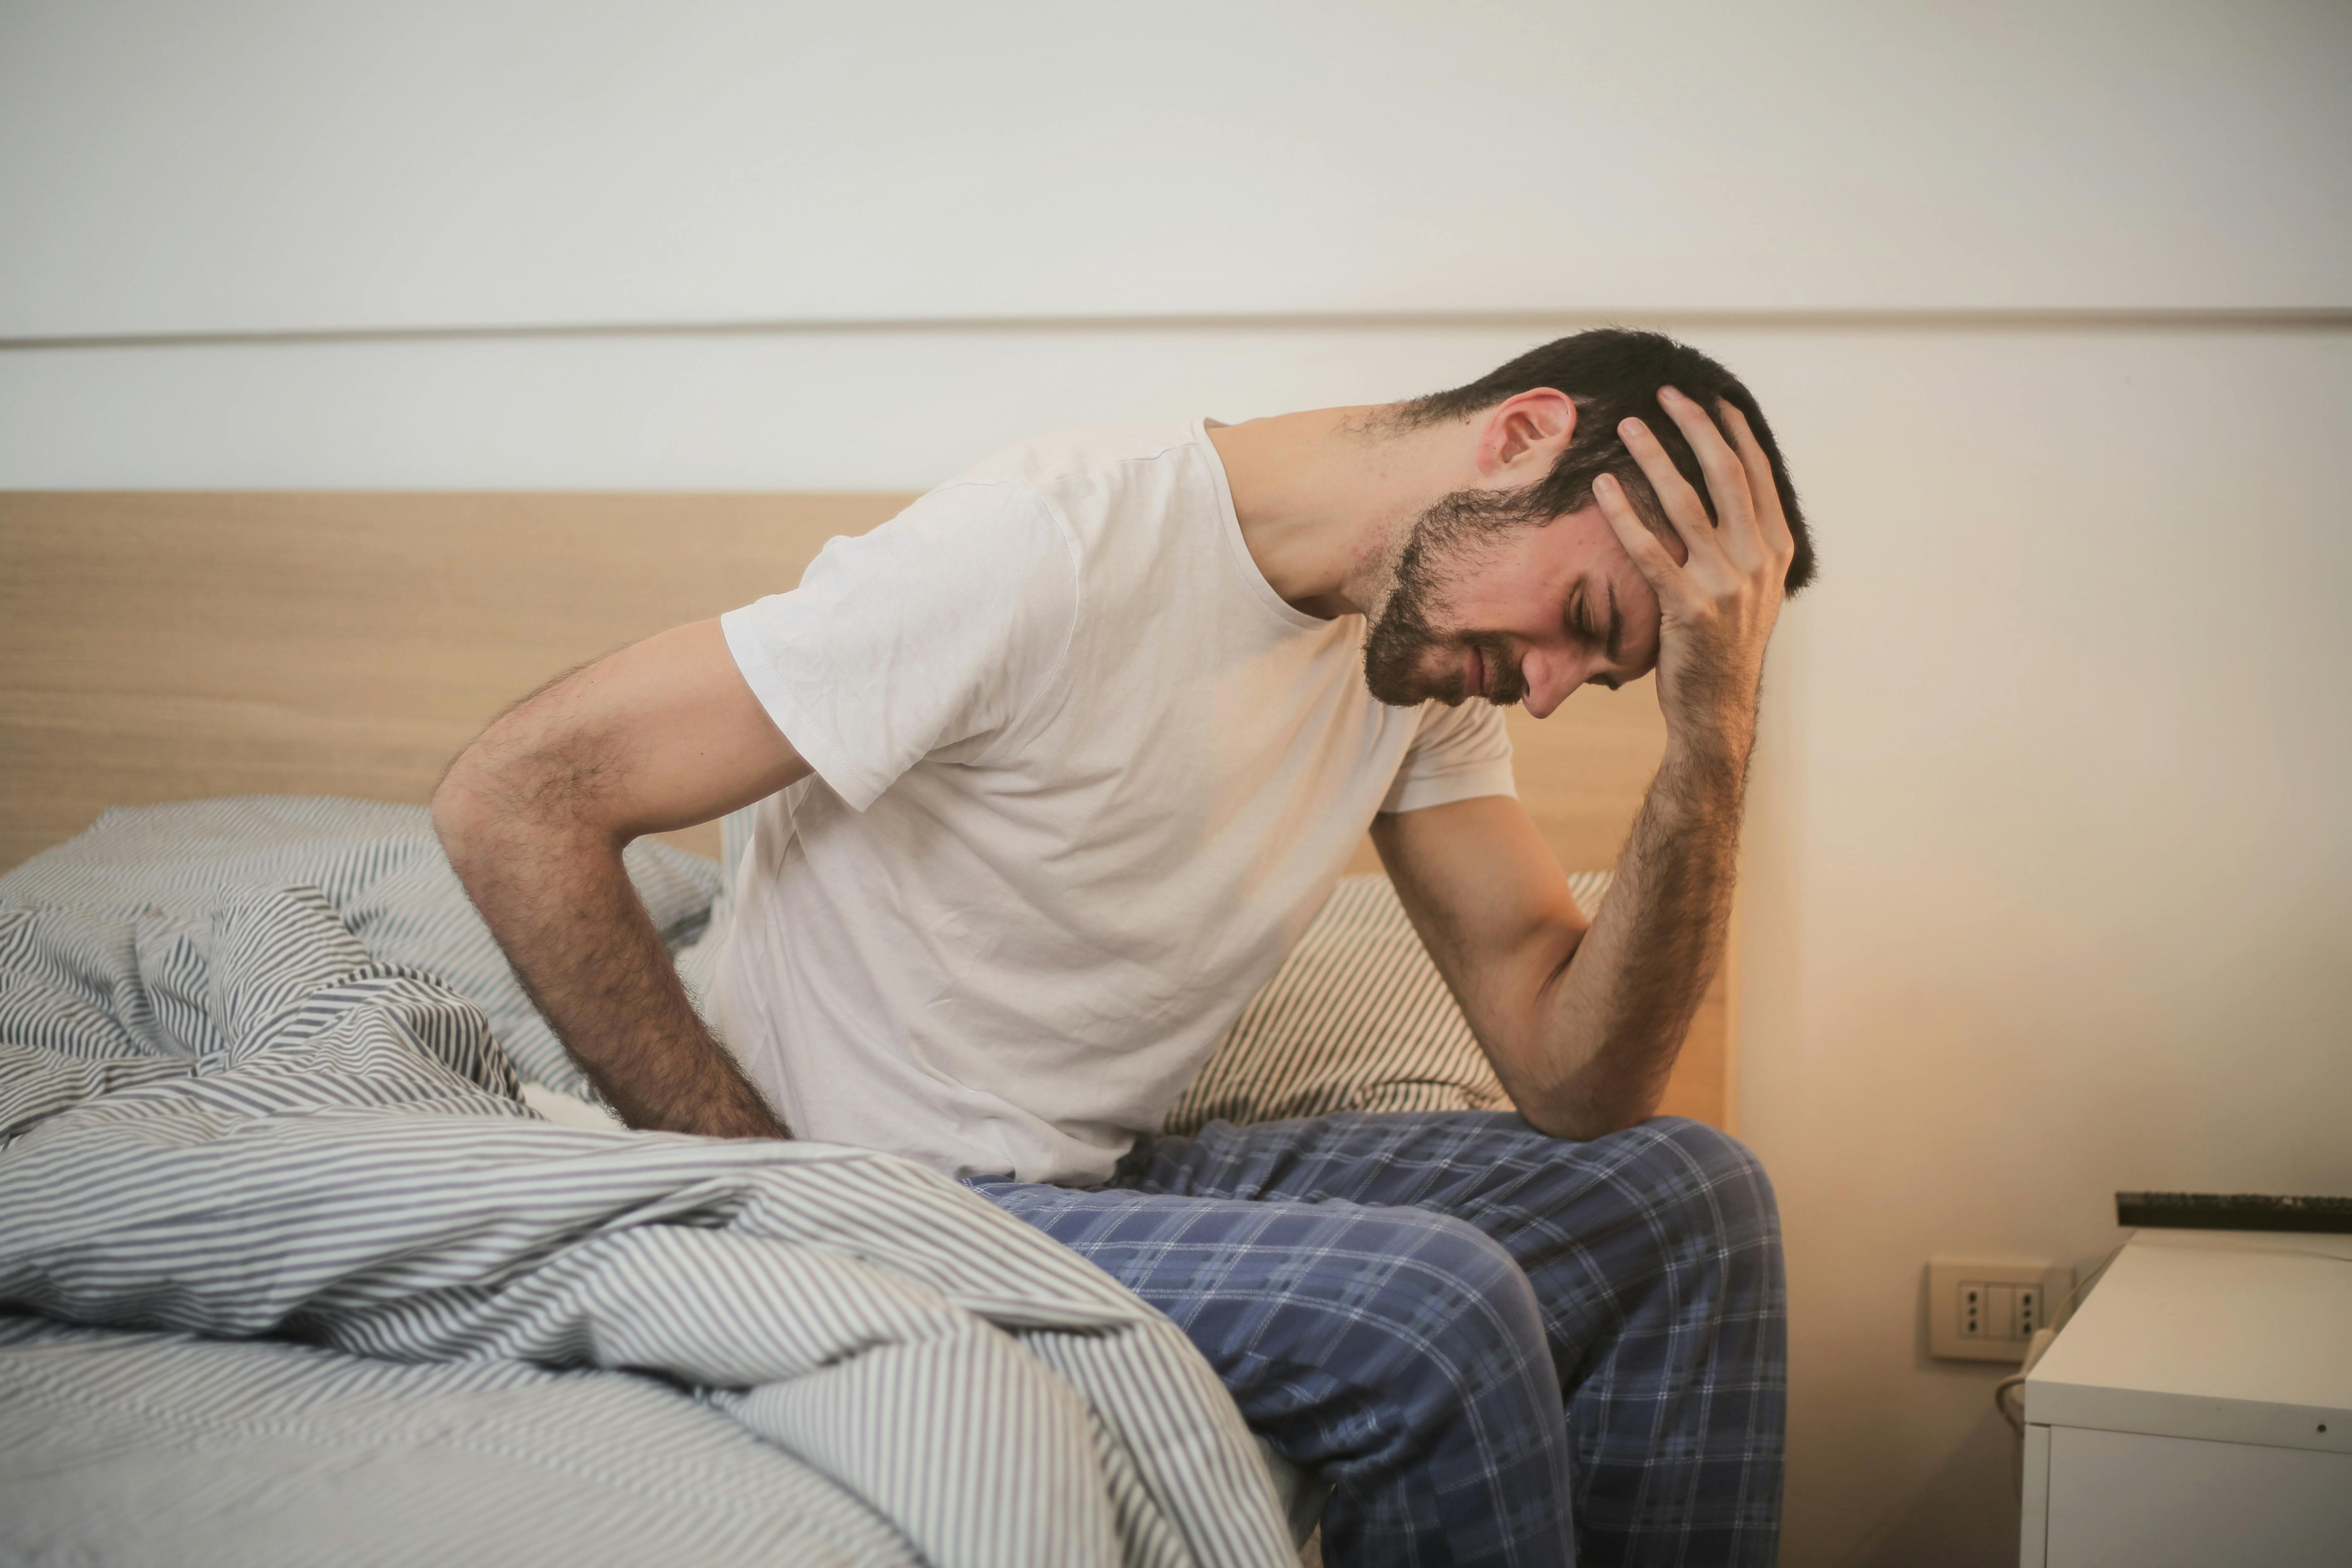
0, 799, 1292, 1568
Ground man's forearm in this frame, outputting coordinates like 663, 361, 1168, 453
442, 816, 788, 1139
1527, 730, 1748, 1138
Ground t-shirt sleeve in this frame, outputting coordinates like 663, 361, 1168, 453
719, 483, 1079, 811
1378, 697, 1518, 815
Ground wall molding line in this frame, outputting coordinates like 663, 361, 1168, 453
5, 305, 2349, 353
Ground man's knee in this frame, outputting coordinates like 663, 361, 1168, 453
1513, 1115, 1781, 1274
1550, 1119, 1782, 1316
1400, 1209, 1547, 1336
1637, 1116, 1779, 1242
1300, 1208, 1552, 1397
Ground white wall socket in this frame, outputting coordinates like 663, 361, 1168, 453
1927, 1257, 2074, 1363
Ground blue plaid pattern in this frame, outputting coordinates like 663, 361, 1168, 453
969, 1112, 1785, 1568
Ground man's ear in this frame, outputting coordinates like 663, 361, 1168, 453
1476, 389, 1578, 482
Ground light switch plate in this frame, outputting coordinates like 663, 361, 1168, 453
1927, 1257, 2074, 1362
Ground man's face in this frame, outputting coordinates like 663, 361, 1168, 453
1362, 490, 1668, 718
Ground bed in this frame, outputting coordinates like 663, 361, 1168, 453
0, 492, 1736, 1563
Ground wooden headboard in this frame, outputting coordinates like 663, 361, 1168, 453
0, 493, 1730, 1127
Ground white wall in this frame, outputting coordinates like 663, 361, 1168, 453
1729, 326, 2352, 1564
5, 6, 2350, 1565
5, 0, 2348, 336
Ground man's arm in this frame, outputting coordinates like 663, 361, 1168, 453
1374, 392, 1795, 1139
431, 619, 810, 1138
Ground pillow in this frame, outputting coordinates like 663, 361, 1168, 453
1162, 870, 1612, 1136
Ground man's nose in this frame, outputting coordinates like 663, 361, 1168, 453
1520, 648, 1585, 720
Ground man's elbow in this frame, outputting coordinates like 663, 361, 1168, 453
432, 728, 630, 870
1516, 1081, 1663, 1144
432, 731, 561, 862
430, 746, 506, 872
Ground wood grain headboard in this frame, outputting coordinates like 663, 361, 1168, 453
0, 492, 1730, 1127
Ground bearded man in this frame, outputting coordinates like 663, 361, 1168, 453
436, 327, 1817, 1567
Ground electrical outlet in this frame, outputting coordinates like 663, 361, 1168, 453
1927, 1258, 2073, 1363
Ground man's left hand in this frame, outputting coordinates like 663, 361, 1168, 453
1593, 387, 1798, 767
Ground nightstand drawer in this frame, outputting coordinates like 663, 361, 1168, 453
2042, 1425, 2352, 1568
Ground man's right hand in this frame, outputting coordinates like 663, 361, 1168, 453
432, 619, 810, 1139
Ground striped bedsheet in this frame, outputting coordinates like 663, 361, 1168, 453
0, 795, 709, 1103
0, 800, 1292, 1568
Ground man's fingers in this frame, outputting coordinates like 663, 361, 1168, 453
1592, 473, 1683, 592
1614, 413, 1726, 568
1719, 403, 1798, 563
1654, 388, 1766, 569
1656, 388, 1755, 529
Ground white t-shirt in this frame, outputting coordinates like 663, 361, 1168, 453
711, 421, 1515, 1185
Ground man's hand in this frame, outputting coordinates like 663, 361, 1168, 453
1595, 390, 1798, 767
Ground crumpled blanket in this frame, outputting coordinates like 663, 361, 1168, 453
0, 807, 1291, 1568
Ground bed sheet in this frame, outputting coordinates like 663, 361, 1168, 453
0, 1311, 921, 1567
0, 800, 1294, 1568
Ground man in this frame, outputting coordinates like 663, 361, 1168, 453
435, 328, 1815, 1567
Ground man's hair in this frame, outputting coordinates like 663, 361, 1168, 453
1394, 328, 1816, 594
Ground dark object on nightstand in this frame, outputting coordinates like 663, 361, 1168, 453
2116, 1192, 2352, 1234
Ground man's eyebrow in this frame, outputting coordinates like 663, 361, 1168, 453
1606, 580, 1623, 663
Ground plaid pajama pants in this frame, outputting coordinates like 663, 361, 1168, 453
968, 1112, 1785, 1568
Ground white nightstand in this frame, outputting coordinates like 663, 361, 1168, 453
2020, 1229, 2352, 1568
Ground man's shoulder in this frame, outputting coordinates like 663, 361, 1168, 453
941, 424, 1208, 503
887, 422, 1220, 628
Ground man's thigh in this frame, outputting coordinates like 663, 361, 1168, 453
1119, 1110, 1781, 1342
963, 1177, 1545, 1380
1121, 1109, 1754, 1218
962, 1175, 1559, 1464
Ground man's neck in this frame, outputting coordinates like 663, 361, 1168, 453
1207, 406, 1466, 620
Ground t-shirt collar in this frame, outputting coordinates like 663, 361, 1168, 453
1193, 416, 1330, 632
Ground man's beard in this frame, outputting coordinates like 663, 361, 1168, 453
1362, 486, 1537, 708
